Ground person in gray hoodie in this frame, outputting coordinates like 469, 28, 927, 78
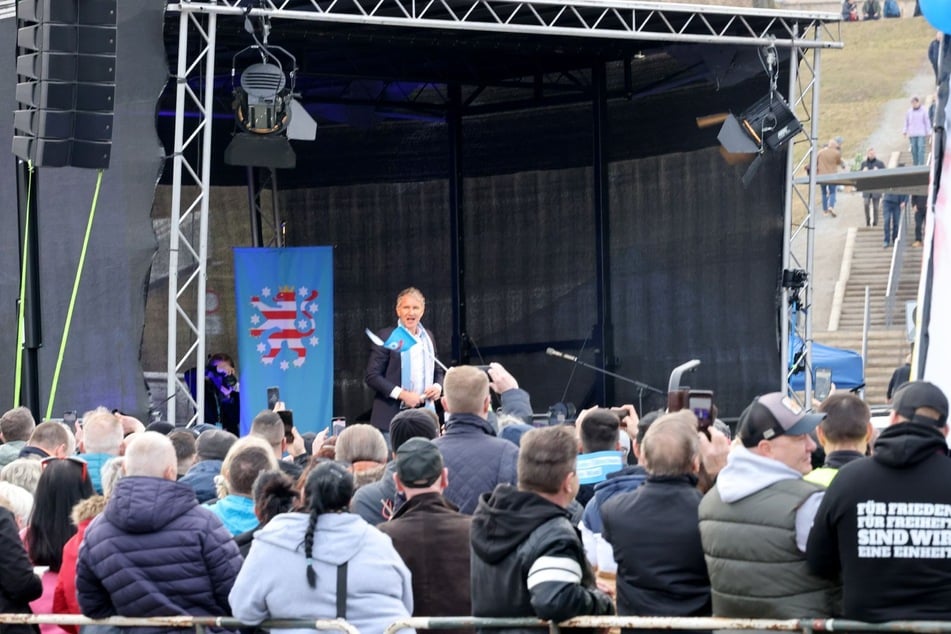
698, 393, 840, 619
229, 461, 414, 634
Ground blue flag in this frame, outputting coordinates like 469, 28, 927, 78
383, 325, 418, 352
233, 247, 333, 436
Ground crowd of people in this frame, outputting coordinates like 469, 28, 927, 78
2, 286, 950, 634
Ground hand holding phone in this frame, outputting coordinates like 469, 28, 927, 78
277, 410, 294, 444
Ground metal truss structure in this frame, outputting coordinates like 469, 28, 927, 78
165, 0, 842, 424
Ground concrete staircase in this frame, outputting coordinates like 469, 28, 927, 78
816, 212, 922, 405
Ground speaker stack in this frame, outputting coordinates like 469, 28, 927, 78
12, 0, 117, 169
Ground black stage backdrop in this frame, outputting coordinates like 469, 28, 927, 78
140, 70, 785, 423
0, 2, 166, 417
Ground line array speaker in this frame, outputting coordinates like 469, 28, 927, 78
12, 0, 117, 169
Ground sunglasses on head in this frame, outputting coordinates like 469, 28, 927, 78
41, 456, 89, 481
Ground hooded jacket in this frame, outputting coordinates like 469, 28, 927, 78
808, 422, 951, 621
698, 447, 838, 618
433, 413, 518, 514
470, 485, 614, 634
229, 511, 413, 634
76, 476, 241, 633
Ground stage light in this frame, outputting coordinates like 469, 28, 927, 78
716, 44, 803, 186
223, 19, 315, 170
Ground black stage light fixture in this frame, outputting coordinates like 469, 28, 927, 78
224, 16, 315, 170
716, 44, 802, 186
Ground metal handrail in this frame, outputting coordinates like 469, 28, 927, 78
884, 202, 909, 327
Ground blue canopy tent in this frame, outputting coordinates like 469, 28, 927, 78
788, 336, 865, 392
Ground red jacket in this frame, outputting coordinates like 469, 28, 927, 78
53, 496, 106, 634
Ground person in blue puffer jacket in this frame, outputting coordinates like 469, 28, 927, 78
76, 432, 241, 632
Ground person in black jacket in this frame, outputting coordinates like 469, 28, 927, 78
807, 381, 951, 622
470, 426, 614, 633
601, 411, 711, 634
0, 505, 43, 634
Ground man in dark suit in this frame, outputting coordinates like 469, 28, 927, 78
365, 287, 445, 438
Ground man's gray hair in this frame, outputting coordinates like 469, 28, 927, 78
124, 432, 176, 478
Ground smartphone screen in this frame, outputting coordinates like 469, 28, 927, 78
815, 367, 832, 401
63, 410, 77, 433
277, 409, 294, 443
332, 417, 346, 436
266, 386, 280, 410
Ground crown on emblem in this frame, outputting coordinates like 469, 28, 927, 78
278, 285, 295, 294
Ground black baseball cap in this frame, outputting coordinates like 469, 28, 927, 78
893, 381, 949, 427
395, 437, 444, 488
738, 392, 825, 448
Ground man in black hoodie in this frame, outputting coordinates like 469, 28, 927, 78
470, 425, 615, 632
807, 381, 951, 621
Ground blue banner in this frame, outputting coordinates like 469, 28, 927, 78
233, 247, 333, 436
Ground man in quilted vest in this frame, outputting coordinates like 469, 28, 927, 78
433, 365, 518, 514
76, 432, 241, 626
698, 393, 840, 619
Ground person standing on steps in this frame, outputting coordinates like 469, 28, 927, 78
860, 148, 886, 227
817, 138, 846, 217
903, 96, 931, 167
881, 193, 904, 248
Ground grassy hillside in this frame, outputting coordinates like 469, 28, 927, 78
816, 17, 935, 161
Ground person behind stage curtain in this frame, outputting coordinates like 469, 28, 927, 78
365, 288, 445, 439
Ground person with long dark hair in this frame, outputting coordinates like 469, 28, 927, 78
25, 457, 95, 634
229, 461, 413, 634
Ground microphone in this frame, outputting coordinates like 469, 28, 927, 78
546, 347, 579, 363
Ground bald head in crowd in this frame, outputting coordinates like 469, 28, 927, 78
442, 366, 491, 418
123, 432, 178, 480
81, 408, 124, 455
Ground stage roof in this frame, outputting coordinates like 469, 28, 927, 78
161, 0, 843, 124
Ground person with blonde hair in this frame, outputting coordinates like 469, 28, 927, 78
335, 424, 388, 489
433, 365, 518, 514
1, 458, 42, 495
207, 436, 278, 535
365, 287, 445, 438
77, 407, 123, 493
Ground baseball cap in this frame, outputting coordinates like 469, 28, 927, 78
395, 437, 444, 488
738, 392, 826, 448
893, 381, 949, 426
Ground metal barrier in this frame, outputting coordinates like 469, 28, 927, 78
0, 615, 357, 634
7, 614, 951, 634
385, 617, 951, 634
